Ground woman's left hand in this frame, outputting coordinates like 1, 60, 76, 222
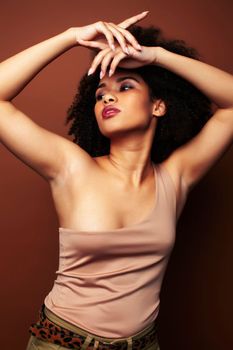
87, 44, 161, 78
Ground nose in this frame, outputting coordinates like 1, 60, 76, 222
103, 93, 117, 104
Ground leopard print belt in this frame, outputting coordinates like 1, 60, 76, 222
29, 304, 159, 350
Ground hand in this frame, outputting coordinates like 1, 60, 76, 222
88, 44, 161, 78
69, 11, 149, 54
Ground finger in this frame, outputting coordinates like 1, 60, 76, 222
117, 11, 149, 29
96, 21, 116, 51
105, 23, 130, 54
88, 48, 112, 76
108, 51, 127, 77
108, 22, 142, 51
78, 39, 108, 51
99, 50, 116, 78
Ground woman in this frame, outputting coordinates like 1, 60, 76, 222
0, 10, 232, 350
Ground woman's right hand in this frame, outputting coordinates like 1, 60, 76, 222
69, 11, 149, 55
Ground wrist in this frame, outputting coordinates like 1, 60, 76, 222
64, 27, 80, 47
152, 46, 169, 66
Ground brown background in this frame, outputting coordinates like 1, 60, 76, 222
0, 0, 232, 349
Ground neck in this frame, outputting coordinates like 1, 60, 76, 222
107, 155, 153, 187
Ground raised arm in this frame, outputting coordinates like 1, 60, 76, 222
0, 12, 148, 181
0, 30, 76, 102
153, 47, 233, 191
155, 47, 233, 110
0, 28, 88, 182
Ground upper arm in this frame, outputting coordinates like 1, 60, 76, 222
0, 101, 91, 181
169, 107, 233, 192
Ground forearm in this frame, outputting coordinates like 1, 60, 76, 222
0, 28, 77, 101
156, 47, 233, 109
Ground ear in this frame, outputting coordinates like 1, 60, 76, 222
152, 99, 166, 117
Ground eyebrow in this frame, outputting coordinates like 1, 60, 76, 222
96, 76, 140, 90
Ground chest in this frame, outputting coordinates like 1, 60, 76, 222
50, 169, 158, 231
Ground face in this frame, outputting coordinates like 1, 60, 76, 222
94, 70, 156, 139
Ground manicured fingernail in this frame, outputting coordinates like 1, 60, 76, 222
111, 44, 115, 51
109, 69, 113, 77
100, 71, 104, 79
142, 10, 149, 14
124, 46, 130, 55
136, 44, 142, 50
88, 68, 94, 76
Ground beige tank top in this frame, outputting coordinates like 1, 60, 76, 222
44, 163, 186, 338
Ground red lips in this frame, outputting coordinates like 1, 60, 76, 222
102, 106, 121, 119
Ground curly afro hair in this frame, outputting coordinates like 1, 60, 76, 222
66, 25, 213, 163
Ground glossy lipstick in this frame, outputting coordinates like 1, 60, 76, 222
102, 107, 121, 119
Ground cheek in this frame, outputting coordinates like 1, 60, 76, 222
127, 94, 152, 117
94, 104, 100, 118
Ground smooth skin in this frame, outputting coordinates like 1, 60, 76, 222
0, 12, 233, 230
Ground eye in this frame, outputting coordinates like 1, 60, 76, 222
120, 83, 133, 91
95, 83, 133, 101
95, 93, 104, 101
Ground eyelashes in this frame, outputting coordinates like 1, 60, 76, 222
95, 84, 133, 101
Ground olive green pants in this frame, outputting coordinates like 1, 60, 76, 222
26, 306, 160, 350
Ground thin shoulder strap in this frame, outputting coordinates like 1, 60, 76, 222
157, 163, 177, 212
